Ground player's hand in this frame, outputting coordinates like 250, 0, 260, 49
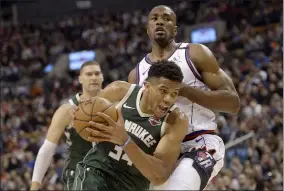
30, 182, 41, 190
178, 83, 189, 97
86, 108, 129, 145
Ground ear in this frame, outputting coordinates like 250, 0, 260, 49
174, 25, 178, 36
144, 81, 151, 89
146, 25, 149, 36
78, 76, 83, 84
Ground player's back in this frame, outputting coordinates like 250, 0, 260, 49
136, 43, 217, 137
80, 85, 174, 191
63, 93, 93, 190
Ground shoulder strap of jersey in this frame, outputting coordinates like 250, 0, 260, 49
160, 104, 178, 137
115, 84, 136, 109
68, 93, 81, 106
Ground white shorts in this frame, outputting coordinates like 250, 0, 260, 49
152, 134, 225, 190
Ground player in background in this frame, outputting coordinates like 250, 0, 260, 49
128, 5, 240, 190
30, 61, 104, 190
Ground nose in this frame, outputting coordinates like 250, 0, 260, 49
163, 94, 173, 105
156, 17, 164, 26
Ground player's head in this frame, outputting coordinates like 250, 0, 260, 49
144, 60, 183, 118
147, 5, 177, 47
79, 61, 104, 93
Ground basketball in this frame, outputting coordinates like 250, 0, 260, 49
73, 96, 118, 141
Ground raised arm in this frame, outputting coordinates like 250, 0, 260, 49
30, 104, 73, 190
179, 43, 240, 114
98, 81, 133, 103
122, 109, 188, 185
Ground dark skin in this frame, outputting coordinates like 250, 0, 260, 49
128, 5, 240, 114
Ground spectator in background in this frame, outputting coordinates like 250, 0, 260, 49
1, 0, 282, 190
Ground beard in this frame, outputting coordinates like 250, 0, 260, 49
153, 32, 174, 48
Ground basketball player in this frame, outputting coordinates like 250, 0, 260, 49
128, 5, 240, 191
72, 61, 188, 191
30, 61, 104, 190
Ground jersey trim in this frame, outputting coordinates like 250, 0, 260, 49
115, 84, 136, 109
160, 113, 169, 137
185, 44, 202, 81
160, 105, 178, 137
144, 43, 183, 65
69, 93, 81, 106
136, 87, 152, 118
136, 63, 140, 84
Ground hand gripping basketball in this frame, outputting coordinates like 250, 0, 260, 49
87, 107, 129, 146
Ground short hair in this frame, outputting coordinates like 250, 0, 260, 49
147, 60, 183, 83
80, 61, 100, 74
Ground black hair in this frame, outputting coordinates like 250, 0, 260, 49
147, 60, 183, 82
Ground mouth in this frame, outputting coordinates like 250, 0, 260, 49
158, 105, 169, 114
155, 27, 166, 34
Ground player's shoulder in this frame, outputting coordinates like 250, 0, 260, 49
164, 106, 188, 136
106, 80, 133, 91
56, 103, 73, 114
167, 106, 188, 126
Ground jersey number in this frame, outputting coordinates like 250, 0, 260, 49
108, 145, 133, 166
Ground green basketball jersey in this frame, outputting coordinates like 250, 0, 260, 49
82, 85, 176, 191
63, 93, 93, 170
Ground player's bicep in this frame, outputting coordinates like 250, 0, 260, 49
190, 44, 237, 93
98, 81, 131, 102
202, 69, 237, 93
46, 104, 72, 144
153, 116, 188, 174
153, 134, 181, 172
128, 68, 137, 84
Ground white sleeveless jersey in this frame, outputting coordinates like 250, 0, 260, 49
136, 43, 217, 135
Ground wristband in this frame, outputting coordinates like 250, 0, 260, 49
120, 136, 131, 149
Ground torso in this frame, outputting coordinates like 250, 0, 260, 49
82, 85, 176, 190
63, 93, 93, 170
136, 43, 217, 137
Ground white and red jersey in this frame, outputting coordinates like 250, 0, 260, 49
135, 43, 217, 139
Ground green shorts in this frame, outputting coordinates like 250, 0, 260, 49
72, 162, 146, 191
62, 168, 75, 191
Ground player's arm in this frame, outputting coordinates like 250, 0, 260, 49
98, 81, 133, 102
128, 68, 137, 84
30, 104, 73, 190
123, 109, 188, 185
179, 43, 240, 114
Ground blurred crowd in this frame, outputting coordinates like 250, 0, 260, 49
1, 0, 282, 190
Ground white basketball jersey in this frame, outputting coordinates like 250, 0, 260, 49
136, 43, 217, 135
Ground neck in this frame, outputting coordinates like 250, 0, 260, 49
151, 40, 178, 59
81, 90, 101, 100
139, 91, 154, 115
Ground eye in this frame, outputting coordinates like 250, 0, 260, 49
171, 92, 178, 97
151, 17, 157, 21
160, 89, 167, 94
164, 17, 170, 21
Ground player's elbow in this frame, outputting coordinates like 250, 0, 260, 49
230, 94, 240, 115
150, 175, 169, 186
150, 168, 171, 186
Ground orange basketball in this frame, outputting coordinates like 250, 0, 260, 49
73, 96, 118, 141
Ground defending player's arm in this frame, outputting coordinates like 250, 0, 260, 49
179, 43, 240, 114
30, 104, 73, 190
98, 81, 132, 102
128, 68, 137, 84
87, 108, 188, 185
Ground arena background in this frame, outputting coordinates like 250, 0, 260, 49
1, 0, 283, 190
